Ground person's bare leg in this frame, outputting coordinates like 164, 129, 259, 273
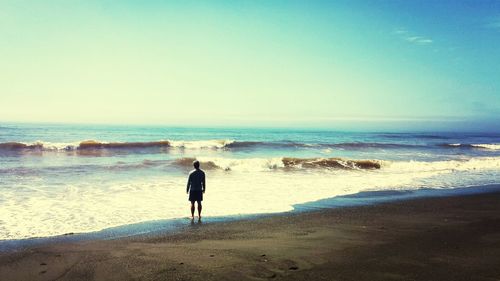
197, 201, 202, 220
190, 202, 195, 219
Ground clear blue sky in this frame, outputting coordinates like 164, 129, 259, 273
1, 0, 499, 131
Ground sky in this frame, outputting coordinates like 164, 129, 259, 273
1, 0, 499, 131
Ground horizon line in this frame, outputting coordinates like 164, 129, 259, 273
1, 120, 499, 134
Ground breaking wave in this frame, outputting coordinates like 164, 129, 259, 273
4, 156, 498, 176
0, 140, 229, 151
0, 140, 420, 152
471, 144, 500, 150
97, 156, 381, 172
2, 139, 500, 153
168, 156, 499, 172
281, 157, 382, 169
441, 143, 500, 150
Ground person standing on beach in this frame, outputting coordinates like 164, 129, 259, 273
186, 160, 206, 220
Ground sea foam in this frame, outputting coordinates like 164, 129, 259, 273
0, 156, 499, 240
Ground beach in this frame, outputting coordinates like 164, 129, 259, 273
2, 0, 500, 279
1, 190, 500, 281
2, 125, 500, 241
1, 125, 499, 280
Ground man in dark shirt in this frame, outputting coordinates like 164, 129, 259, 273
186, 160, 206, 220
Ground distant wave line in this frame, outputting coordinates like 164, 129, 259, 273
1, 140, 500, 152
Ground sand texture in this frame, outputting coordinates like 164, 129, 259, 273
1, 192, 500, 281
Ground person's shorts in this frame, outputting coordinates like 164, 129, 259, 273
189, 190, 203, 202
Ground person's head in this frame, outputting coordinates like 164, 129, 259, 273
193, 160, 200, 169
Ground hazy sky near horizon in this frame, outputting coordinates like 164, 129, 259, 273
1, 0, 499, 130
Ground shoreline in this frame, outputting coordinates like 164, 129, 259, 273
2, 183, 500, 252
1, 186, 500, 280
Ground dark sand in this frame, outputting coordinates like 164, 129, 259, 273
1, 192, 500, 281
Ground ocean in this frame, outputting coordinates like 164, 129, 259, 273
0, 123, 499, 241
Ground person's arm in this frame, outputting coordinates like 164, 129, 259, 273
202, 172, 206, 193
186, 174, 191, 194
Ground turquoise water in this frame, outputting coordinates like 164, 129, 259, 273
1, 123, 499, 240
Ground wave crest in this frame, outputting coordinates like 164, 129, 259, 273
78, 140, 171, 149
2, 139, 500, 153
172, 157, 221, 170
471, 144, 500, 150
168, 140, 234, 149
168, 156, 499, 173
0, 139, 233, 151
169, 156, 381, 171
441, 143, 500, 150
282, 157, 382, 169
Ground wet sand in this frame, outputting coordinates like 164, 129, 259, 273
1, 191, 500, 281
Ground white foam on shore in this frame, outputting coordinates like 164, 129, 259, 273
385, 157, 500, 172
0, 157, 499, 240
